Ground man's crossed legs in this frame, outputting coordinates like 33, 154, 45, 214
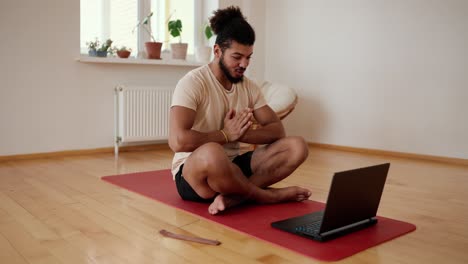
175, 136, 311, 215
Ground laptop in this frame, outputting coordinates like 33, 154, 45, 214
271, 163, 390, 242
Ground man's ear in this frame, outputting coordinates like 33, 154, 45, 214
213, 44, 222, 58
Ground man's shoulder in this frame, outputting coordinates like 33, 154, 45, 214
177, 65, 208, 87
186, 64, 210, 80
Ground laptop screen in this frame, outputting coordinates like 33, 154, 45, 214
319, 163, 390, 233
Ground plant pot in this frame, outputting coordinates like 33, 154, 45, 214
171, 43, 188, 60
145, 42, 162, 59
88, 50, 108, 57
195, 46, 212, 63
117, 50, 131, 58
96, 51, 108, 57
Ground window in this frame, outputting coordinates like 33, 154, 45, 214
80, 0, 199, 56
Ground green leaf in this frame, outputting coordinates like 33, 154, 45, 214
204, 25, 213, 40
168, 20, 175, 29
169, 29, 180, 37
142, 12, 153, 25
168, 19, 183, 38
175, 19, 182, 28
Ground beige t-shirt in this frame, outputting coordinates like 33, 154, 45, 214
171, 64, 267, 177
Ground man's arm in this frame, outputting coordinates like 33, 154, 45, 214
238, 105, 285, 144
169, 106, 227, 152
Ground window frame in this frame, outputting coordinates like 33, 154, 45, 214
81, 0, 204, 58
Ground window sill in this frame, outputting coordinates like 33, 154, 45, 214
77, 55, 204, 67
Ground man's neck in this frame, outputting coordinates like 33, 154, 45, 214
208, 62, 232, 91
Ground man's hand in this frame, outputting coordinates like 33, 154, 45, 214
222, 108, 253, 142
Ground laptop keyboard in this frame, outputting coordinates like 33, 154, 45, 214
294, 212, 323, 235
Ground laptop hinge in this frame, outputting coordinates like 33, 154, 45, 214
320, 217, 377, 237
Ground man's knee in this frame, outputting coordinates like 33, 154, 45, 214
197, 142, 225, 152
182, 142, 229, 198
284, 136, 309, 163
187, 142, 228, 171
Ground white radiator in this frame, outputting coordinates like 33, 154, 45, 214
114, 84, 173, 156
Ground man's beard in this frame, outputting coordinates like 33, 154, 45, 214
219, 54, 244, 84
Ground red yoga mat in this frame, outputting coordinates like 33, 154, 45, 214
102, 170, 416, 262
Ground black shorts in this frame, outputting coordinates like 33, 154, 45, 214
175, 151, 254, 203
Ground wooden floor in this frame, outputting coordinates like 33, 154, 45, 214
0, 145, 467, 264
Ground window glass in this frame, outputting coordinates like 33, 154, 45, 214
110, 0, 138, 51
80, 0, 104, 52
80, 0, 196, 56
168, 0, 195, 54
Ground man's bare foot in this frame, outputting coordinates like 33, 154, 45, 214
208, 186, 311, 215
208, 194, 246, 215
263, 186, 311, 203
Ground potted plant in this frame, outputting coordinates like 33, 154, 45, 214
195, 23, 214, 62
168, 18, 188, 60
133, 12, 162, 59
87, 38, 113, 57
114, 46, 132, 58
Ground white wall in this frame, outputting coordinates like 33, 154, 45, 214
264, 0, 468, 159
1, 0, 467, 160
0, 0, 198, 155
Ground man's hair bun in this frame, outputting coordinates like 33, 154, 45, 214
209, 6, 245, 35
208, 6, 255, 48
